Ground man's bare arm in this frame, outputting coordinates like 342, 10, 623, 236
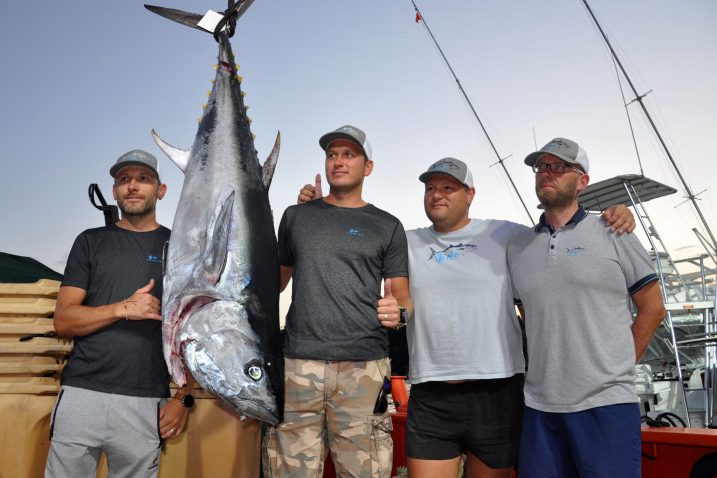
280, 265, 293, 293
631, 280, 666, 362
54, 279, 162, 337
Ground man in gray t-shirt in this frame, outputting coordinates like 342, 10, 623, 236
264, 125, 411, 478
507, 137, 666, 477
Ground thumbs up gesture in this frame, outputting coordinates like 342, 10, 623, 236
297, 174, 324, 204
377, 278, 401, 329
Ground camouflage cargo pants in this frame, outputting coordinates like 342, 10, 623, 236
263, 358, 393, 478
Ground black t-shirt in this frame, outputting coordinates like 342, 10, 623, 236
60, 224, 171, 397
278, 200, 408, 361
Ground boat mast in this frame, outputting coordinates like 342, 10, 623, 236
580, 0, 717, 254
410, 0, 535, 226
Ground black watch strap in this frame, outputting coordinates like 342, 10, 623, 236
397, 307, 407, 328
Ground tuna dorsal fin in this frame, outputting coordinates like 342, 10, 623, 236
151, 129, 190, 173
197, 191, 235, 286
262, 131, 281, 189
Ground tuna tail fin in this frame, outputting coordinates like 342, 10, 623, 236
262, 131, 281, 190
144, 1, 254, 38
143, 5, 205, 32
151, 129, 190, 173
197, 191, 235, 286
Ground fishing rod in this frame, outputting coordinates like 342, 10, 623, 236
410, 0, 535, 226
580, 0, 717, 254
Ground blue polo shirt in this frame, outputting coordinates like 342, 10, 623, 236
507, 206, 657, 413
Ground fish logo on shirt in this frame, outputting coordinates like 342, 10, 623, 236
147, 254, 163, 263
348, 228, 363, 237
428, 243, 477, 264
566, 247, 586, 257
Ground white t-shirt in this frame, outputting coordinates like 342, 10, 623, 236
407, 219, 527, 384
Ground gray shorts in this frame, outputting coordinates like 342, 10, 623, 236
44, 385, 166, 478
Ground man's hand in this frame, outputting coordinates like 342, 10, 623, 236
602, 204, 636, 234
159, 396, 190, 439
124, 279, 162, 321
297, 174, 323, 204
377, 278, 402, 329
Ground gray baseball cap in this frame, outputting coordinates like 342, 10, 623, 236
524, 137, 589, 173
110, 149, 160, 179
419, 157, 474, 188
319, 125, 373, 160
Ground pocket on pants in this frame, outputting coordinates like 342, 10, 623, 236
262, 425, 277, 478
49, 387, 66, 440
369, 414, 393, 478
155, 400, 164, 449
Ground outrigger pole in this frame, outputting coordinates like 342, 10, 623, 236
410, 0, 535, 226
580, 0, 717, 255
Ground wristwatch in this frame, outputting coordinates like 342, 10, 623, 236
174, 388, 195, 409
397, 307, 408, 329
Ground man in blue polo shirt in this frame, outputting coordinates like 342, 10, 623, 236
507, 137, 666, 477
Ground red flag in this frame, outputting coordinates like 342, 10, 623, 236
415, 12, 422, 23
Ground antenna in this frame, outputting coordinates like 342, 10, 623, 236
410, 0, 535, 225
580, 0, 717, 254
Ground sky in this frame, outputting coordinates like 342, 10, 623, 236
2, 0, 716, 279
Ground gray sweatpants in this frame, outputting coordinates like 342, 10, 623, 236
45, 385, 166, 478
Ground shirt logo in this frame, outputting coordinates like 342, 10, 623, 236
147, 254, 163, 263
348, 228, 363, 237
566, 247, 586, 257
428, 243, 477, 264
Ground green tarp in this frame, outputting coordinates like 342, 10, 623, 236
0, 252, 63, 283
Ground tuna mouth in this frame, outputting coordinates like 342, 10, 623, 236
231, 397, 280, 425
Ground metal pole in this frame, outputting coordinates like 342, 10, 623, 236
410, 0, 535, 226
623, 180, 691, 425
581, 0, 717, 255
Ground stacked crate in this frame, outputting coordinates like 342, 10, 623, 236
0, 279, 66, 476
0, 280, 261, 477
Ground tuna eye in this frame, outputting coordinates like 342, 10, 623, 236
245, 363, 263, 381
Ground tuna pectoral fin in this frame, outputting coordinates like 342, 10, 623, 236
151, 129, 190, 173
262, 131, 281, 189
196, 192, 235, 286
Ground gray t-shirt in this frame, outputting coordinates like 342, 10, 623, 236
278, 199, 408, 361
60, 224, 171, 398
407, 219, 527, 384
507, 209, 657, 413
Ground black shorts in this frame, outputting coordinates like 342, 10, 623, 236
405, 374, 524, 468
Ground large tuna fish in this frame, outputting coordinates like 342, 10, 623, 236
146, 1, 283, 425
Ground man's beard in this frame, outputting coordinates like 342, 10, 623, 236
118, 197, 155, 218
536, 178, 578, 209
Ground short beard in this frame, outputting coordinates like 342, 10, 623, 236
118, 199, 155, 218
536, 179, 578, 210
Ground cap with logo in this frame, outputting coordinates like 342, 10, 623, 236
523, 137, 589, 173
110, 149, 160, 179
319, 125, 373, 160
418, 157, 474, 188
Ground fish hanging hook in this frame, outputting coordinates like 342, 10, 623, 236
213, 0, 241, 41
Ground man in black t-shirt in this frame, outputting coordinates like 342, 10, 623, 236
263, 126, 413, 478
45, 150, 193, 478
